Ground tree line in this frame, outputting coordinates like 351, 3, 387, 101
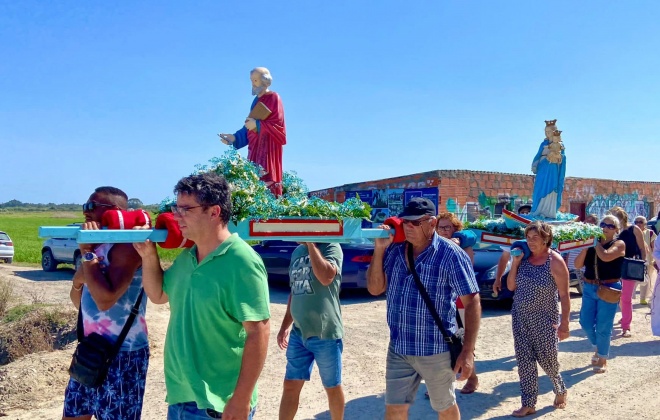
0, 199, 160, 212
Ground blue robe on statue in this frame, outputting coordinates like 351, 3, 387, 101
531, 139, 566, 218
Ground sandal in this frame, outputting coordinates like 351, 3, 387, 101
460, 378, 479, 394
512, 407, 536, 417
553, 392, 567, 409
591, 354, 599, 366
622, 330, 632, 338
593, 358, 607, 374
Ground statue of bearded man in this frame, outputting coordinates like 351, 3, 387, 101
219, 67, 287, 196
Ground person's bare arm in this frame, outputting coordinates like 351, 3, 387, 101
550, 251, 571, 340
633, 225, 647, 260
277, 294, 294, 350
70, 267, 85, 309
455, 293, 481, 379
464, 246, 475, 265
507, 254, 523, 291
305, 243, 337, 286
222, 319, 270, 419
493, 250, 511, 293
82, 244, 142, 311
367, 225, 392, 296
133, 239, 168, 304
574, 248, 588, 269
595, 240, 625, 262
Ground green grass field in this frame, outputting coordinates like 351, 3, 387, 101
0, 211, 181, 265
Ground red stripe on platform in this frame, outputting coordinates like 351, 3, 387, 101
248, 219, 345, 237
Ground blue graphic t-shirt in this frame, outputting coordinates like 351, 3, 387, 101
80, 243, 148, 351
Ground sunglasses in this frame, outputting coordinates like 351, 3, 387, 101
402, 218, 431, 227
635, 221, 646, 225
82, 201, 115, 212
171, 204, 204, 216
600, 222, 617, 230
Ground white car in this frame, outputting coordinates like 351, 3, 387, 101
41, 224, 82, 271
0, 231, 14, 264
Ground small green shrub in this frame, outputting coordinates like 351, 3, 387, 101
0, 278, 13, 317
3, 304, 50, 323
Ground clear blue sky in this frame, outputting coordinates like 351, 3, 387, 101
1, 1, 658, 205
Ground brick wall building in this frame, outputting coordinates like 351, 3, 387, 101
310, 170, 660, 223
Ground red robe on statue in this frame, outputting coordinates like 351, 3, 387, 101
234, 91, 286, 197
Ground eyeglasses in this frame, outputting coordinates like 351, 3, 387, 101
635, 221, 646, 225
600, 222, 617, 230
171, 204, 204, 216
402, 218, 431, 227
436, 225, 454, 232
82, 201, 115, 212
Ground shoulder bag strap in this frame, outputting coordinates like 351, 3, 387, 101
594, 249, 600, 284
109, 288, 145, 357
76, 300, 84, 342
406, 243, 457, 344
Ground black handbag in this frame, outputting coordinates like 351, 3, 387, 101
69, 289, 144, 387
621, 258, 646, 282
406, 244, 463, 369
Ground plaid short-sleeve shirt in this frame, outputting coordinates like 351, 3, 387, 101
384, 234, 479, 356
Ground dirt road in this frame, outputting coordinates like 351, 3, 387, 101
1, 264, 660, 419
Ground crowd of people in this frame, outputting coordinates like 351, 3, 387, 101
63, 175, 657, 420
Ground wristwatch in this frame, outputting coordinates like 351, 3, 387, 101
82, 252, 98, 263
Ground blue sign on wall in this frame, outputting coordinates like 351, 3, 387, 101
404, 188, 439, 211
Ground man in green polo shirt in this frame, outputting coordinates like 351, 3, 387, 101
276, 242, 345, 420
134, 172, 270, 420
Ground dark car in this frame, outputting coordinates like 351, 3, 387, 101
251, 240, 374, 289
475, 243, 584, 301
473, 244, 515, 301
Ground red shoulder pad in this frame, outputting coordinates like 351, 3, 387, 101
154, 212, 195, 249
383, 216, 407, 243
101, 209, 151, 230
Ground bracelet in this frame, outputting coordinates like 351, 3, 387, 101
72, 283, 83, 291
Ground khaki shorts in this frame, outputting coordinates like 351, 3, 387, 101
385, 342, 456, 412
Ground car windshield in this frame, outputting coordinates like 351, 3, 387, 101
0, 233, 9, 240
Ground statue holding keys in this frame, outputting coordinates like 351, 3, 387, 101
219, 67, 287, 196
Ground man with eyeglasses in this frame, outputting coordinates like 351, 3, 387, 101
63, 186, 149, 420
367, 197, 481, 420
134, 172, 270, 420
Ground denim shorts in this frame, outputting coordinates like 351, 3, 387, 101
385, 342, 456, 412
63, 346, 149, 420
285, 328, 343, 388
167, 402, 256, 419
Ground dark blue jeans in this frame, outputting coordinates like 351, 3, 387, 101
167, 402, 256, 419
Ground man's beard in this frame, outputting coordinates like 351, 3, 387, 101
252, 85, 266, 96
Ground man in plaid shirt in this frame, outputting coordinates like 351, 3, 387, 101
367, 198, 481, 420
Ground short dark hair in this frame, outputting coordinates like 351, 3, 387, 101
174, 172, 231, 224
524, 221, 553, 247
94, 186, 128, 209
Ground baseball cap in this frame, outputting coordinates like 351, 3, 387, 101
399, 197, 436, 220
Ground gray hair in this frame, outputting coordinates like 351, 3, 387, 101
251, 67, 272, 87
601, 215, 621, 232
